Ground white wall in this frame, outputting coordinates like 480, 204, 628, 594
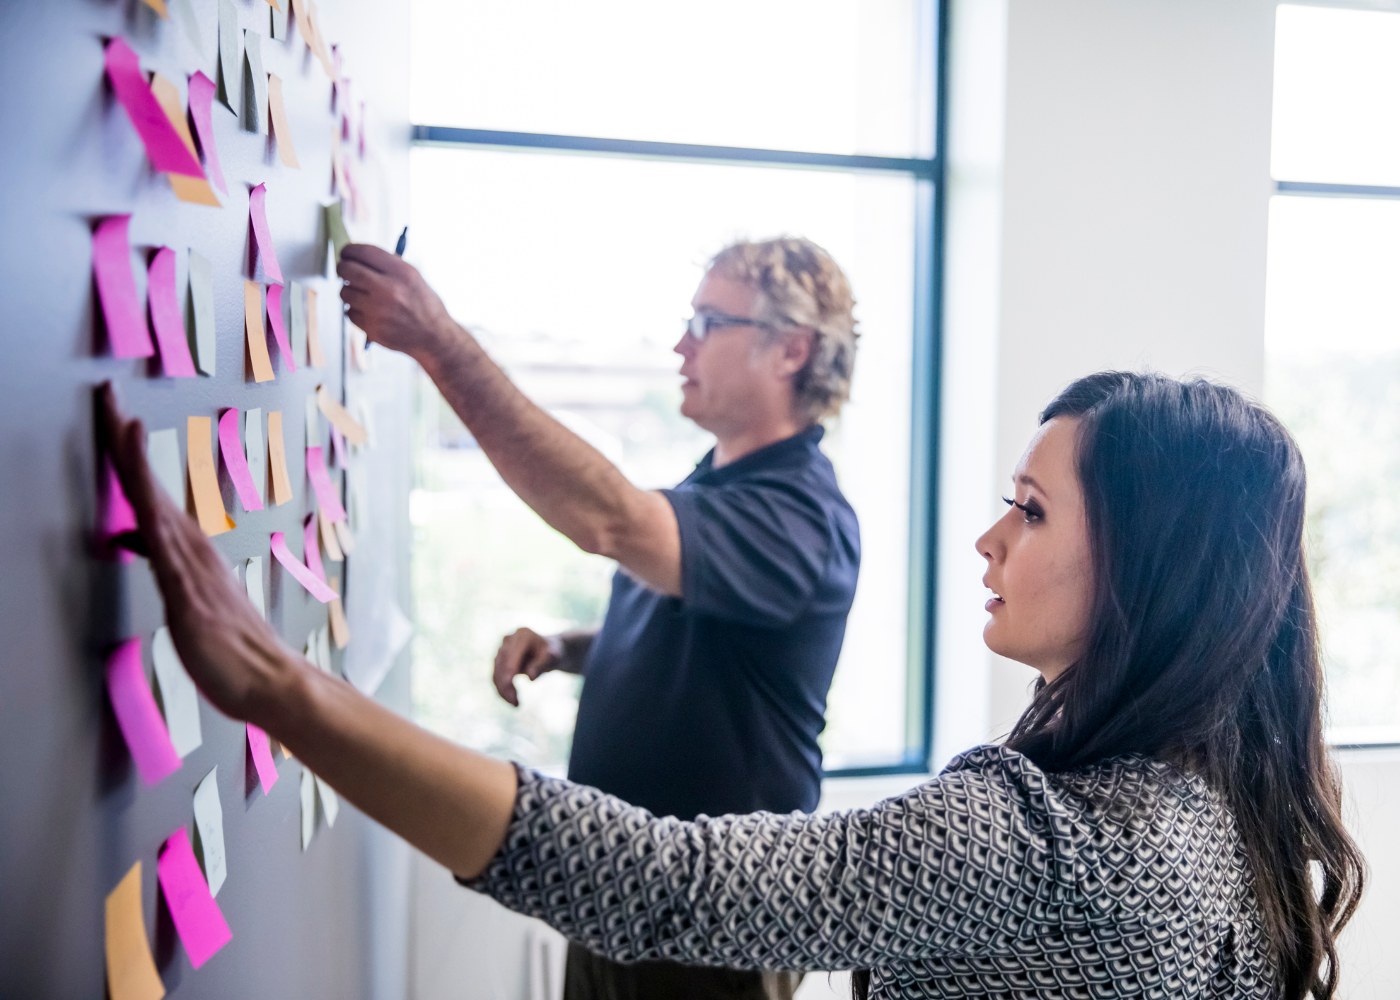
412, 1, 1399, 997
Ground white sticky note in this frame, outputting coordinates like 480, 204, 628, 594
217, 0, 240, 113
300, 769, 315, 850
147, 427, 184, 506
315, 774, 340, 828
151, 626, 202, 758
270, 1, 288, 40
188, 250, 216, 377
305, 393, 320, 449
245, 556, 265, 618
333, 519, 356, 555
243, 408, 266, 507
244, 31, 268, 134
317, 627, 333, 676
289, 280, 307, 364
193, 767, 228, 896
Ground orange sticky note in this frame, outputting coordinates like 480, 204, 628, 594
266, 410, 293, 505
142, 0, 169, 17
105, 862, 166, 1000
319, 508, 344, 561
187, 416, 235, 536
244, 281, 275, 383
328, 576, 350, 649
266, 74, 300, 168
315, 386, 367, 446
149, 75, 220, 207
304, 287, 325, 367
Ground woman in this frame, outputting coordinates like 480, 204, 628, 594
99, 370, 1364, 999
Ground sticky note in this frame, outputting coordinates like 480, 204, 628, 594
265, 284, 297, 372
217, 409, 264, 512
324, 200, 351, 264
333, 519, 356, 555
315, 774, 340, 827
149, 75, 220, 206
305, 286, 326, 366
244, 281, 274, 383
287, 280, 307, 363
172, 0, 202, 51
142, 0, 169, 16
316, 387, 368, 446
106, 638, 181, 785
188, 250, 216, 376
147, 428, 184, 505
305, 393, 321, 447
243, 31, 268, 134
246, 723, 279, 793
270, 0, 288, 40
105, 862, 166, 1000
147, 249, 197, 377
187, 416, 235, 536
248, 184, 283, 283
93, 216, 155, 359
316, 626, 333, 674
101, 454, 137, 564
187, 72, 227, 195
245, 556, 266, 617
303, 513, 326, 582
300, 769, 315, 850
192, 768, 227, 896
271, 531, 337, 602
328, 576, 350, 650
157, 827, 232, 969
320, 507, 344, 561
151, 627, 202, 758
216, 0, 240, 113
329, 424, 347, 467
266, 411, 293, 505
305, 446, 346, 522
103, 38, 204, 177
244, 408, 266, 507
267, 74, 299, 168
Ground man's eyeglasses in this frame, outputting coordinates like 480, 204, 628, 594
683, 311, 770, 343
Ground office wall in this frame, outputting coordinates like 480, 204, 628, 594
0, 1, 413, 997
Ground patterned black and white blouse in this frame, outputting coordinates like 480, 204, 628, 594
467, 745, 1276, 998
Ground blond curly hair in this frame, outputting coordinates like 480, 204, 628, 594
708, 237, 859, 423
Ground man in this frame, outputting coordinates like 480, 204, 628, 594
338, 236, 861, 1000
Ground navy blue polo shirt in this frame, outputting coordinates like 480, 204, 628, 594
566, 426, 860, 820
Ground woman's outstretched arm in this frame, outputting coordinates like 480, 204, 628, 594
98, 383, 516, 879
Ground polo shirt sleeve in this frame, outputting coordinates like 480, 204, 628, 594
661, 477, 832, 628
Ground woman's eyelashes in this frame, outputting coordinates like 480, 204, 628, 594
1002, 495, 1043, 523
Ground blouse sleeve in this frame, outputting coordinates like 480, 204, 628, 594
463, 748, 1092, 971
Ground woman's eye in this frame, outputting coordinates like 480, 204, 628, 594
1002, 496, 1042, 523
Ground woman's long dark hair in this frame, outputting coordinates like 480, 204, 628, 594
855, 372, 1364, 1000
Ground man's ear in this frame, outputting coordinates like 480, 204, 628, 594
775, 329, 814, 378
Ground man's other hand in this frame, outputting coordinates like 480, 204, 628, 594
492, 627, 562, 707
337, 243, 455, 361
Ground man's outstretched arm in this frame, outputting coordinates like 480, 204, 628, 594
337, 244, 681, 595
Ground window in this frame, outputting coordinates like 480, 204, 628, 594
1266, 3, 1400, 745
408, 0, 946, 773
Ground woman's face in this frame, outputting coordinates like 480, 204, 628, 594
975, 416, 1094, 682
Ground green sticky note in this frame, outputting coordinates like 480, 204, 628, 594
325, 201, 351, 264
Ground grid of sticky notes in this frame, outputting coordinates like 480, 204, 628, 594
97, 2, 365, 994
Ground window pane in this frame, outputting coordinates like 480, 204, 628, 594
1264, 195, 1400, 744
1272, 5, 1400, 186
409, 146, 918, 768
410, 0, 929, 158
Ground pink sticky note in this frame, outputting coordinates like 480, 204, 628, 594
101, 455, 137, 565
217, 409, 265, 512
303, 512, 326, 582
147, 248, 197, 377
92, 216, 155, 359
329, 424, 347, 468
265, 284, 297, 373
106, 638, 181, 785
245, 723, 279, 794
157, 827, 232, 968
270, 531, 337, 602
248, 184, 284, 282
187, 71, 227, 195
304, 446, 346, 522
103, 38, 205, 177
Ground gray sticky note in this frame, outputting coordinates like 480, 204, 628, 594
188, 250, 216, 377
300, 769, 316, 850
246, 556, 266, 618
193, 767, 228, 896
289, 280, 307, 364
270, 1, 288, 41
244, 408, 266, 507
315, 774, 340, 828
244, 31, 268, 134
173, 0, 204, 53
151, 627, 203, 758
217, 0, 240, 114
147, 428, 184, 506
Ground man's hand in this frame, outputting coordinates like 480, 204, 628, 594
337, 243, 456, 361
98, 383, 299, 725
492, 627, 562, 707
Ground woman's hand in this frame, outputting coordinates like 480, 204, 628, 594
336, 243, 456, 362
98, 383, 299, 725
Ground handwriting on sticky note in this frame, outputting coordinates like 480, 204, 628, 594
217, 409, 264, 512
147, 248, 197, 377
105, 861, 166, 1000
106, 638, 181, 785
187, 72, 228, 195
192, 767, 227, 896
151, 627, 202, 758
103, 38, 204, 177
157, 828, 232, 969
266, 410, 293, 505
305, 446, 347, 522
265, 283, 297, 372
270, 531, 337, 602
187, 416, 235, 536
246, 722, 279, 793
243, 281, 275, 383
248, 184, 283, 282
93, 216, 155, 359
